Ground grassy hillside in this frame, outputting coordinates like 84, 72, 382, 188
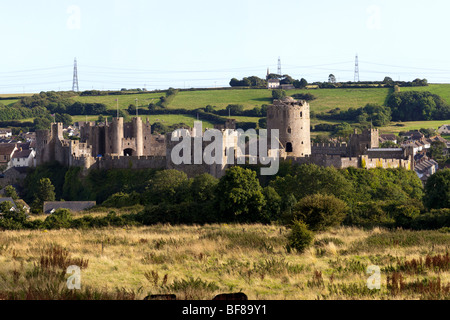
380, 120, 450, 135
399, 84, 450, 104
72, 92, 164, 110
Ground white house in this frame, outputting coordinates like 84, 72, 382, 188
11, 149, 35, 168
267, 79, 280, 89
0, 129, 12, 139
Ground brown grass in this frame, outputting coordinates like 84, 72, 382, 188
0, 224, 449, 300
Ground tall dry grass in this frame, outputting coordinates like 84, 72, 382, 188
0, 224, 448, 300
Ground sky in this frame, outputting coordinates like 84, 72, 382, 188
1, 0, 450, 93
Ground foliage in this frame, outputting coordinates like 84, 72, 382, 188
387, 91, 450, 121
272, 89, 286, 100
216, 166, 266, 222
31, 178, 56, 214
43, 209, 73, 230
4, 185, 18, 200
287, 220, 314, 253
424, 169, 450, 209
293, 194, 348, 231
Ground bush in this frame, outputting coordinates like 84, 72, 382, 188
102, 192, 141, 208
293, 194, 348, 231
287, 220, 314, 253
43, 209, 73, 230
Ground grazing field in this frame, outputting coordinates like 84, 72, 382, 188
170, 88, 392, 113
72, 92, 164, 110
380, 120, 450, 135
0, 218, 448, 300
0, 99, 19, 106
399, 84, 450, 104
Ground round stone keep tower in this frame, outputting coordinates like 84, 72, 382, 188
111, 117, 124, 155
267, 97, 311, 157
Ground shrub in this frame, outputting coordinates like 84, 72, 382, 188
293, 194, 348, 231
43, 209, 73, 229
287, 220, 314, 253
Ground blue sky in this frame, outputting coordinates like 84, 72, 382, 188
1, 0, 450, 93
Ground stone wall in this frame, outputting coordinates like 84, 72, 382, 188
311, 142, 348, 156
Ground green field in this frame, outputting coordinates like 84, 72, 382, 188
380, 120, 450, 135
400, 84, 450, 104
70, 114, 215, 129
72, 92, 164, 110
0, 99, 19, 106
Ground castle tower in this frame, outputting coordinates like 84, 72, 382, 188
348, 128, 380, 157
132, 117, 144, 156
266, 97, 311, 157
111, 117, 124, 155
35, 129, 52, 166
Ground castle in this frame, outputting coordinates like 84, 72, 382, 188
35, 97, 413, 178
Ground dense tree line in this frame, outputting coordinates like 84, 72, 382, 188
311, 78, 428, 89
4, 162, 448, 232
387, 91, 450, 121
316, 103, 392, 127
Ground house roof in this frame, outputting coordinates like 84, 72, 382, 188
0, 143, 16, 156
12, 149, 33, 159
268, 79, 280, 83
43, 201, 97, 214
414, 159, 438, 173
380, 134, 398, 140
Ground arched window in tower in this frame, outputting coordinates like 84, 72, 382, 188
286, 142, 293, 153
287, 127, 292, 134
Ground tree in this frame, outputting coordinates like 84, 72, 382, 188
55, 113, 73, 126
272, 89, 286, 100
216, 166, 266, 222
4, 185, 18, 200
226, 104, 244, 116
429, 141, 446, 159
380, 141, 399, 148
287, 220, 314, 253
143, 169, 190, 205
383, 77, 394, 85
292, 193, 348, 231
31, 178, 56, 214
293, 78, 308, 89
424, 169, 450, 209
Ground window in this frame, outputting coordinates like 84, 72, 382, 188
286, 142, 293, 153
300, 112, 303, 118
287, 127, 292, 134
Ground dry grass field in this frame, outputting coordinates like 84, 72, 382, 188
0, 219, 449, 300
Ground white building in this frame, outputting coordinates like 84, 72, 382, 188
11, 149, 35, 168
